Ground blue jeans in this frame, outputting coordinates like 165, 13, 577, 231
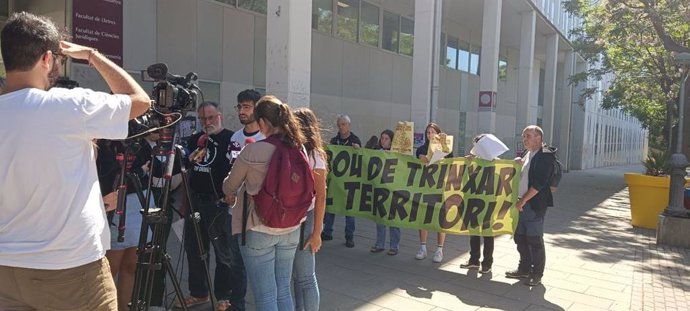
240, 229, 300, 311
293, 210, 320, 311
514, 202, 546, 277
184, 195, 246, 309
374, 224, 400, 250
322, 213, 355, 239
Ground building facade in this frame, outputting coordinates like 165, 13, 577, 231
0, 0, 647, 170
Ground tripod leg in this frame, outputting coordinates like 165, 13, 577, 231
178, 149, 216, 311
182, 204, 217, 311
162, 253, 189, 311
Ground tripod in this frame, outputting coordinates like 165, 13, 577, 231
128, 117, 216, 311
109, 140, 146, 244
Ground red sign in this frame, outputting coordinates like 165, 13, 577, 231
478, 91, 496, 112
72, 0, 123, 66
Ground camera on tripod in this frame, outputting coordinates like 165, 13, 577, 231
128, 63, 202, 137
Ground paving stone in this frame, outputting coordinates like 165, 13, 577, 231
168, 164, 690, 311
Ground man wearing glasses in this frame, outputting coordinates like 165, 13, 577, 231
228, 89, 264, 162
178, 101, 236, 310
0, 12, 150, 310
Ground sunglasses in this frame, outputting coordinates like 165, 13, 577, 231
50, 50, 66, 65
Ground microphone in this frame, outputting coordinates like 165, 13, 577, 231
190, 134, 208, 163
229, 137, 257, 165
198, 134, 208, 148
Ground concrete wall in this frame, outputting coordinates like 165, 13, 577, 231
310, 31, 413, 141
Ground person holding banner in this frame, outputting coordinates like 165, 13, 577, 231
505, 125, 555, 286
364, 135, 379, 149
369, 129, 401, 256
292, 107, 328, 311
460, 134, 509, 274
323, 114, 361, 248
414, 123, 454, 262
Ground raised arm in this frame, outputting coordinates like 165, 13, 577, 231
59, 41, 150, 119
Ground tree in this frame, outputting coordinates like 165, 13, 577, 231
564, 0, 690, 151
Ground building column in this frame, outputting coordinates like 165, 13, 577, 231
542, 33, 559, 142
572, 59, 589, 170
559, 49, 575, 170
265, 0, 312, 107
477, 0, 502, 134
410, 0, 442, 133
516, 10, 535, 139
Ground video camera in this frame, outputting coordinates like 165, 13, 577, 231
128, 63, 202, 138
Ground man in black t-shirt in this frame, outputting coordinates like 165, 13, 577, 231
323, 114, 362, 248
179, 101, 239, 310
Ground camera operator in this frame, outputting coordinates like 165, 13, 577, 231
177, 101, 236, 311
0, 12, 150, 311
96, 139, 152, 311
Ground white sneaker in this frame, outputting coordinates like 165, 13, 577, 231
415, 246, 427, 260
432, 249, 443, 263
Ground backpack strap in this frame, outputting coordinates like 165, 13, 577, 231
241, 188, 248, 246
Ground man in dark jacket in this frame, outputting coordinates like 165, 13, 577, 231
323, 114, 361, 248
505, 125, 555, 286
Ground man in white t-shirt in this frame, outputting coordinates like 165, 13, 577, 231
0, 12, 150, 311
227, 89, 265, 164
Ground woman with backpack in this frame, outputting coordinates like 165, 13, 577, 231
223, 95, 310, 311
292, 108, 328, 311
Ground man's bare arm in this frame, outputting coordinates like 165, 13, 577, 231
59, 41, 150, 119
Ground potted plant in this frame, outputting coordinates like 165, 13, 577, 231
624, 150, 671, 229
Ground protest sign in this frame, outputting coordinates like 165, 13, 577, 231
391, 121, 414, 155
325, 146, 521, 236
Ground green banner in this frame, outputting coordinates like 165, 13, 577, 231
325, 145, 521, 236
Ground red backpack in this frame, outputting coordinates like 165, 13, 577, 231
251, 135, 315, 229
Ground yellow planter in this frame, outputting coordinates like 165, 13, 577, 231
624, 173, 670, 229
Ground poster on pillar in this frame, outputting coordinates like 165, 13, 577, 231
478, 91, 496, 112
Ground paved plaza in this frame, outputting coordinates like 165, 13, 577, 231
168, 164, 689, 310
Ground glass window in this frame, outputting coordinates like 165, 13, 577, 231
238, 0, 267, 15
360, 2, 379, 47
382, 11, 399, 52
128, 72, 152, 91
337, 0, 359, 41
458, 41, 470, 72
0, 0, 7, 18
399, 17, 414, 56
469, 45, 480, 75
312, 0, 333, 33
214, 0, 236, 6
498, 57, 508, 81
198, 81, 221, 104
446, 36, 458, 69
